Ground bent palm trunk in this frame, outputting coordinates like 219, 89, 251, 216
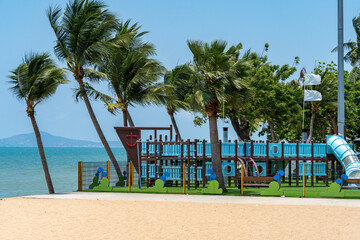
127, 111, 135, 127
269, 122, 276, 142
167, 109, 182, 140
29, 112, 55, 194
307, 111, 316, 143
208, 112, 227, 192
80, 83, 122, 177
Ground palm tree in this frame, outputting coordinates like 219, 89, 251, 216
186, 40, 250, 191
8, 53, 67, 194
332, 16, 360, 66
47, 0, 123, 177
163, 64, 192, 140
96, 21, 165, 127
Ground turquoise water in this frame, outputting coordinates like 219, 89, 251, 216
0, 147, 127, 198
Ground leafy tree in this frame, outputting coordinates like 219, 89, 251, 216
96, 20, 165, 127
163, 64, 193, 140
222, 49, 255, 141
47, 0, 123, 177
253, 62, 300, 141
186, 40, 250, 191
345, 68, 360, 140
8, 53, 67, 194
304, 62, 338, 143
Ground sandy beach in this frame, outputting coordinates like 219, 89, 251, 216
0, 193, 359, 240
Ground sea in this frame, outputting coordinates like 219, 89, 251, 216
0, 147, 127, 198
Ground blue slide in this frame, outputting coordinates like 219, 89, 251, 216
327, 135, 360, 179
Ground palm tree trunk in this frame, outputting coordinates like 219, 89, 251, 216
122, 109, 128, 127
127, 111, 135, 127
329, 112, 337, 133
167, 109, 182, 140
307, 111, 316, 143
80, 84, 122, 177
230, 117, 243, 141
269, 122, 276, 142
28, 112, 55, 194
208, 112, 227, 192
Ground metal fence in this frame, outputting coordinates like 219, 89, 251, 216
80, 161, 138, 190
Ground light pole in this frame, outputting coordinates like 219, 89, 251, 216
338, 0, 345, 136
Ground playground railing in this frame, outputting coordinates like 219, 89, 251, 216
140, 141, 328, 158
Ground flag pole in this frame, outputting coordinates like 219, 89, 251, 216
338, 0, 345, 136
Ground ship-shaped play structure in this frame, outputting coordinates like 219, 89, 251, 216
110, 126, 360, 189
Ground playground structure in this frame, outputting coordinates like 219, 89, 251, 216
77, 125, 360, 192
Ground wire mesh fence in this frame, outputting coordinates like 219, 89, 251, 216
81, 161, 138, 190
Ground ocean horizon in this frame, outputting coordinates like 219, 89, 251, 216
0, 147, 127, 198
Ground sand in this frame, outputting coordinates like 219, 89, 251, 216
1, 193, 360, 240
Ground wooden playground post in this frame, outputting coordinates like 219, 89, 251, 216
154, 139, 158, 181
128, 162, 131, 192
296, 141, 299, 186
146, 140, 150, 187
234, 140, 238, 187
202, 140, 206, 187
194, 139, 198, 189
311, 141, 314, 187
78, 161, 83, 191
107, 161, 110, 181
281, 141, 285, 183
303, 165, 305, 197
266, 140, 270, 176
159, 135, 163, 179
131, 161, 134, 186
240, 163, 244, 195
187, 139, 191, 190
180, 140, 184, 187
183, 162, 186, 194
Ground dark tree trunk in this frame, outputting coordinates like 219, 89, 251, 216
329, 112, 337, 133
230, 117, 251, 141
122, 109, 128, 127
230, 117, 243, 141
269, 122, 276, 142
79, 82, 122, 177
28, 111, 55, 194
167, 108, 182, 140
307, 111, 316, 143
127, 110, 135, 127
208, 111, 227, 192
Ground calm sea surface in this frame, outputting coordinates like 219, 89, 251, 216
0, 147, 127, 198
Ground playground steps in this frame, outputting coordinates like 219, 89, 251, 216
239, 176, 274, 188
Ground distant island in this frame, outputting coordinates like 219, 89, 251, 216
0, 132, 122, 148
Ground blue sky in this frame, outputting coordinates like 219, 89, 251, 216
1, 0, 360, 142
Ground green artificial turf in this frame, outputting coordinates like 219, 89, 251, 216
83, 179, 360, 199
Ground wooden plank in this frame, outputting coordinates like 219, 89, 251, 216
344, 179, 360, 184
243, 176, 273, 183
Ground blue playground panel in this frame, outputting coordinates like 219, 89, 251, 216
298, 162, 327, 176
141, 162, 235, 181
140, 161, 327, 180
253, 162, 267, 177
141, 142, 328, 158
